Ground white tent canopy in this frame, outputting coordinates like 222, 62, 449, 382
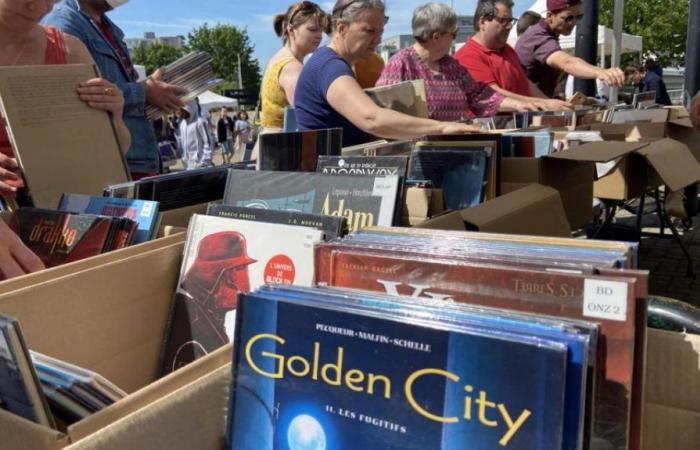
197, 90, 238, 110
507, 0, 643, 59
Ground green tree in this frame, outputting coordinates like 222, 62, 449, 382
186, 23, 262, 91
599, 0, 689, 67
131, 42, 184, 75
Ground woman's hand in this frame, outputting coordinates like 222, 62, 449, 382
440, 122, 483, 135
0, 153, 20, 195
0, 220, 44, 280
77, 78, 125, 118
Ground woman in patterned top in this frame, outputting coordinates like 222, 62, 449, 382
376, 3, 538, 121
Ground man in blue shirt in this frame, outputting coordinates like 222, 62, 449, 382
625, 63, 672, 106
44, 0, 186, 176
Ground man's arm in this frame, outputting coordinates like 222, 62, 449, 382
488, 83, 573, 112
547, 51, 625, 87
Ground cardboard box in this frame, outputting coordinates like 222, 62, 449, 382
417, 184, 572, 237
157, 202, 210, 237
582, 122, 667, 142
401, 187, 444, 226
667, 118, 700, 162
644, 329, 700, 450
547, 139, 700, 201
500, 155, 595, 229
0, 234, 231, 449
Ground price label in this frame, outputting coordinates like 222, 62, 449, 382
583, 279, 628, 322
372, 177, 395, 196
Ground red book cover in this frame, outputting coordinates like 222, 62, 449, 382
8, 208, 113, 268
316, 245, 640, 450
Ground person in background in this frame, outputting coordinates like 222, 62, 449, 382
178, 101, 213, 170
516, 10, 541, 37
217, 108, 235, 164
353, 51, 385, 88
259, 1, 330, 132
691, 91, 700, 130
377, 3, 543, 122
294, 0, 480, 147
44, 0, 187, 178
234, 111, 251, 159
515, 0, 625, 98
625, 63, 672, 106
0, 0, 131, 279
645, 58, 663, 78
454, 0, 571, 111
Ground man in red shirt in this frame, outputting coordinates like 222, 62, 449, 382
455, 0, 570, 111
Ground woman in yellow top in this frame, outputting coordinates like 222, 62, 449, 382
260, 1, 331, 130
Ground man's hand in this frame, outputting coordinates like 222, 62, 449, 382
0, 220, 44, 280
690, 92, 700, 130
597, 67, 626, 87
536, 98, 574, 112
144, 68, 188, 114
0, 153, 20, 195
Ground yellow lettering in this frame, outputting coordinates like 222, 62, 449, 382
367, 373, 391, 399
287, 355, 310, 377
405, 368, 459, 424
344, 369, 365, 393
321, 346, 343, 386
498, 405, 531, 446
245, 333, 285, 379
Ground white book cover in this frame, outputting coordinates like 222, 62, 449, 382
160, 214, 323, 375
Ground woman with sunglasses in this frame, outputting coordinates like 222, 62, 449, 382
376, 3, 544, 122
259, 1, 330, 133
294, 0, 479, 148
515, 0, 625, 98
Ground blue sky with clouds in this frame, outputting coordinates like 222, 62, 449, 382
107, 0, 532, 69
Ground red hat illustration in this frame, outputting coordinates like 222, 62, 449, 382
185, 231, 257, 286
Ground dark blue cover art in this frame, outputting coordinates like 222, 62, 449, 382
229, 291, 568, 450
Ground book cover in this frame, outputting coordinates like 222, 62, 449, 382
160, 214, 323, 375
8, 208, 116, 269
207, 204, 348, 240
315, 246, 638, 450
259, 128, 343, 172
228, 289, 568, 450
58, 194, 159, 244
316, 156, 408, 178
223, 170, 400, 232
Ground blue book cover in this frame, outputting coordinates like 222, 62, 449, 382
58, 194, 160, 244
260, 285, 592, 450
228, 290, 568, 450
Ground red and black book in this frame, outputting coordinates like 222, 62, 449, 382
8, 208, 124, 269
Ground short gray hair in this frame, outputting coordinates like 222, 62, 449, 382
332, 0, 386, 26
412, 3, 457, 42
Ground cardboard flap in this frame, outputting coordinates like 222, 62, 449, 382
459, 184, 571, 237
643, 403, 700, 450
0, 409, 66, 450
64, 365, 230, 450
645, 329, 700, 412
67, 344, 232, 442
546, 141, 648, 163
414, 210, 466, 231
637, 138, 700, 191
585, 122, 667, 142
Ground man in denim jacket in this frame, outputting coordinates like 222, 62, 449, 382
44, 0, 185, 176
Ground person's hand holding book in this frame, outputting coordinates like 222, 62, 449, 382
0, 220, 44, 280
145, 68, 187, 114
0, 153, 20, 195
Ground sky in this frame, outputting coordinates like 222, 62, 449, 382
108, 0, 533, 69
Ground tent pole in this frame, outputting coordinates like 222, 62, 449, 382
574, 0, 599, 96
685, 0, 700, 106
610, 0, 624, 103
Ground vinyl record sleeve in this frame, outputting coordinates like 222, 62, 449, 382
259, 128, 342, 172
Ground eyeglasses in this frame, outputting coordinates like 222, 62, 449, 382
332, 0, 389, 24
563, 13, 584, 23
489, 15, 518, 26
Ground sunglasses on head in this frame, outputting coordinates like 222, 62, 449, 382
289, 1, 322, 24
332, 0, 389, 24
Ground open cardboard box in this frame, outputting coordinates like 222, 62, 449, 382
644, 329, 700, 450
417, 183, 572, 237
401, 187, 444, 226
546, 138, 700, 201
0, 233, 231, 450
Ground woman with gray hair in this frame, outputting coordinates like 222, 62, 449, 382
294, 0, 479, 147
376, 3, 537, 121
